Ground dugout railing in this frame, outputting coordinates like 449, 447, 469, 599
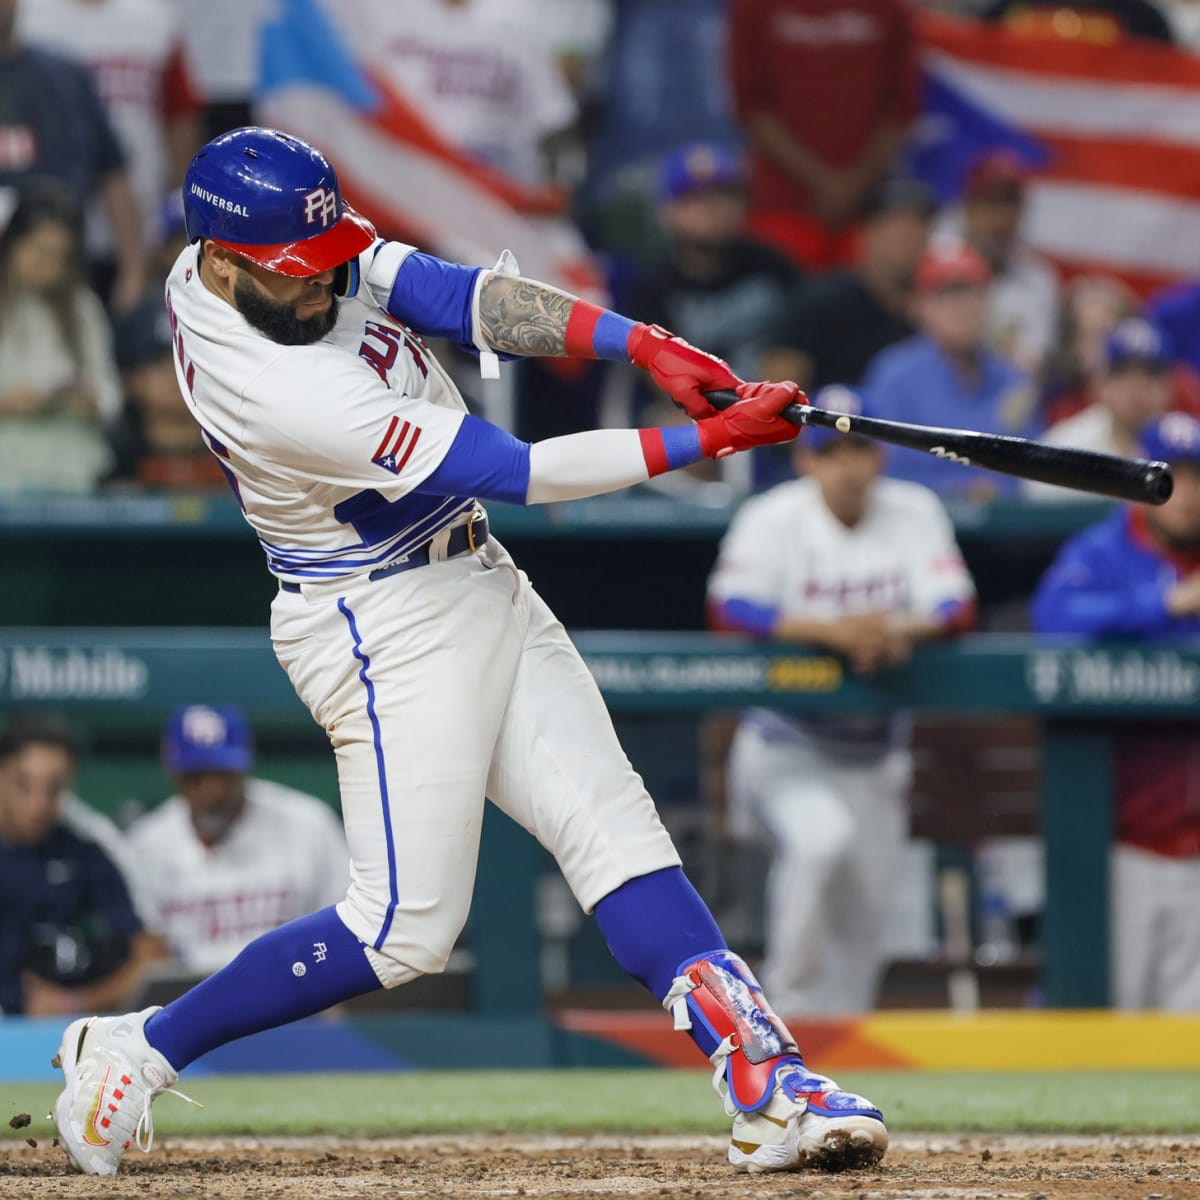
3, 627, 1197, 1012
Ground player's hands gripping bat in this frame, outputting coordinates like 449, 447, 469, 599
696, 380, 804, 458
629, 324, 741, 419
704, 390, 1174, 505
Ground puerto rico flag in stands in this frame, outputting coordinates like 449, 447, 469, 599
915, 14, 1200, 294
255, 0, 605, 301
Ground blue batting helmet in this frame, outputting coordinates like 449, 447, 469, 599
183, 127, 376, 277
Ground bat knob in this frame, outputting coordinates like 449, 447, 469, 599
1144, 462, 1174, 506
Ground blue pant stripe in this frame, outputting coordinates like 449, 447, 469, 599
338, 597, 399, 951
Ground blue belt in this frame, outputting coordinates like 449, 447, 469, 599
279, 510, 489, 594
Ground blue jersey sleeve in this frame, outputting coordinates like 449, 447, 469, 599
713, 597, 779, 637
1031, 524, 1174, 637
383, 250, 482, 347
416, 414, 532, 505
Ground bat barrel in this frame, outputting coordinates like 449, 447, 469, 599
703, 389, 1175, 506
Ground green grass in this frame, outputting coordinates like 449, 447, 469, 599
5, 1069, 1200, 1142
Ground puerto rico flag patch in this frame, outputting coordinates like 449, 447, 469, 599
372, 415, 422, 475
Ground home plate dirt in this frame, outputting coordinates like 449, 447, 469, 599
1, 1134, 1198, 1200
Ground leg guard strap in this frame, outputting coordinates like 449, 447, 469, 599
662, 950, 803, 1113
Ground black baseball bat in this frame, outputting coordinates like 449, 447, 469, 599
705, 389, 1173, 506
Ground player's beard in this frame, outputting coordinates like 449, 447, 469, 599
233, 275, 340, 346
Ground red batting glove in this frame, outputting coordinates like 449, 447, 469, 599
696, 381, 804, 459
628, 323, 740, 420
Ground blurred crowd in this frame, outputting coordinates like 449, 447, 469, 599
3, 0, 1200, 497
4, 0, 1200, 1018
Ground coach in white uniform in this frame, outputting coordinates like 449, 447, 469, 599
708, 386, 976, 1015
128, 705, 349, 976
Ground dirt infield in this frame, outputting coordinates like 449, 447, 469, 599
2, 1133, 1198, 1200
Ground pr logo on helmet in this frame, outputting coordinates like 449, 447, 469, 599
303, 187, 338, 228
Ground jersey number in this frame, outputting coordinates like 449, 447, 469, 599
358, 320, 429, 383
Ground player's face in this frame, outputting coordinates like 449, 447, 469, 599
1148, 461, 1200, 549
231, 259, 341, 346
177, 770, 247, 845
663, 187, 747, 251
10, 219, 74, 293
799, 438, 883, 526
964, 196, 1022, 269
1096, 363, 1170, 436
917, 283, 988, 356
0, 743, 73, 845
861, 209, 930, 286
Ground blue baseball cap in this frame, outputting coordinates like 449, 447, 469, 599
1103, 318, 1171, 373
659, 143, 745, 201
1138, 412, 1200, 465
163, 704, 254, 774
805, 384, 874, 451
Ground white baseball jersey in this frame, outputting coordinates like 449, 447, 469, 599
165, 240, 480, 582
332, 0, 577, 185
126, 777, 350, 975
708, 475, 974, 756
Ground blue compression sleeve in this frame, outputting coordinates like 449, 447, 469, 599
417, 415, 531, 505
594, 866, 727, 1058
144, 906, 382, 1070
384, 251, 482, 345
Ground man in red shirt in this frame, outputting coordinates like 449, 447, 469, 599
729, 0, 920, 270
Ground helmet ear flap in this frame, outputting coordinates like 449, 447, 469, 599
332, 257, 359, 299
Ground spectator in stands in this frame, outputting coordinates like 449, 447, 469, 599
864, 242, 1037, 498
629, 144, 801, 385
765, 175, 936, 394
0, 0, 146, 310
19, 0, 203, 306
1041, 274, 1140, 426
108, 298, 225, 489
174, 0, 268, 140
1025, 317, 1173, 501
624, 143, 802, 495
0, 180, 124, 493
728, 0, 920, 270
127, 705, 350, 976
1149, 275, 1200, 380
580, 0, 737, 255
0, 711, 161, 1016
707, 385, 976, 1014
981, 0, 1175, 43
936, 150, 1061, 377
1044, 279, 1200, 431
349, 0, 578, 187
1032, 412, 1200, 1009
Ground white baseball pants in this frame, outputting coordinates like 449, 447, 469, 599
269, 538, 680, 987
727, 725, 910, 1015
1111, 843, 1200, 1010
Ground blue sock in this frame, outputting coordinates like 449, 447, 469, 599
593, 866, 726, 1056
144, 906, 383, 1070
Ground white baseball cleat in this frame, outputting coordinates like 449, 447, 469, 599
51, 1006, 197, 1176
726, 1063, 888, 1174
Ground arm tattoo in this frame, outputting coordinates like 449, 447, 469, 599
478, 273, 577, 357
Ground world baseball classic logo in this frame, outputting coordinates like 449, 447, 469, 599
303, 186, 338, 227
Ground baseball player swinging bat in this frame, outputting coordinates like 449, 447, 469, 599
705, 390, 1174, 506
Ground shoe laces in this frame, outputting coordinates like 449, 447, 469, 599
134, 1081, 203, 1154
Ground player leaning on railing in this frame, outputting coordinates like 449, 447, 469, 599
49, 128, 887, 1178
